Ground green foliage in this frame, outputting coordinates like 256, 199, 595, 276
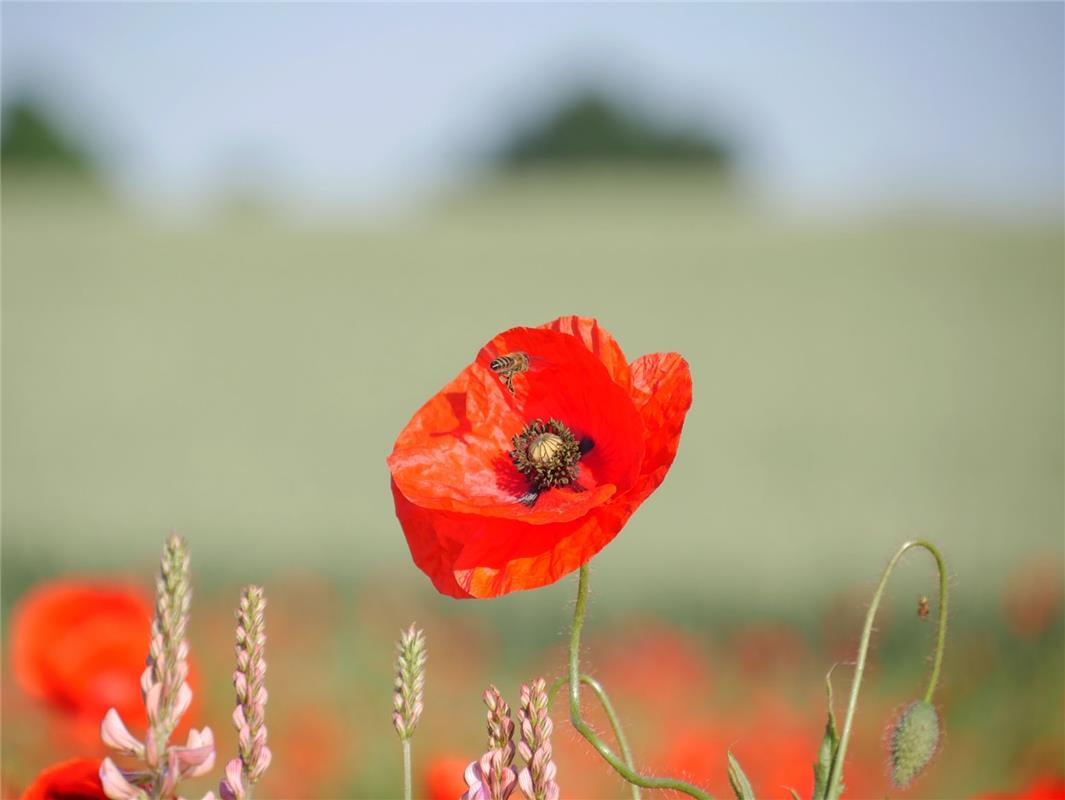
812, 670, 841, 800
1, 99, 94, 174
497, 91, 733, 172
727, 751, 756, 800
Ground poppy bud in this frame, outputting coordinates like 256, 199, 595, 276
887, 700, 941, 788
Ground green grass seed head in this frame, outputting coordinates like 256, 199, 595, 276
887, 700, 941, 788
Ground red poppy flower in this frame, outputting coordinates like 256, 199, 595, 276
388, 316, 692, 598
19, 758, 106, 800
11, 580, 152, 726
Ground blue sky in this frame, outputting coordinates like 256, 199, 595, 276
3, 3, 1063, 218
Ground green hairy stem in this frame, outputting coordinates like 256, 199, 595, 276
567, 565, 716, 800
823, 539, 949, 799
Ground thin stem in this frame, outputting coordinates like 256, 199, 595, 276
402, 738, 412, 800
824, 539, 949, 799
568, 565, 715, 800
548, 674, 641, 800
922, 543, 949, 704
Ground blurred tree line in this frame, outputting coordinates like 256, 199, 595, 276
2, 85, 734, 187
497, 90, 734, 176
1, 99, 95, 177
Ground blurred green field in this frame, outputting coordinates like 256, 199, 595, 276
2, 173, 1063, 798
3, 172, 1062, 602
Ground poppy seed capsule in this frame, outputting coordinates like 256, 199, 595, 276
510, 418, 582, 492
528, 433, 565, 466
888, 700, 941, 788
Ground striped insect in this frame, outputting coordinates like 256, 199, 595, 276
489, 351, 530, 394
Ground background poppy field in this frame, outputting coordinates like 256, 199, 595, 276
2, 4, 1063, 799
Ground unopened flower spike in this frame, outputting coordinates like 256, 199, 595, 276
392, 624, 427, 740
393, 624, 427, 800
148, 533, 193, 750
99, 533, 215, 800
517, 678, 559, 800
220, 585, 271, 800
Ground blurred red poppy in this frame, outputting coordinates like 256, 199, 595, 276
424, 755, 470, 800
11, 580, 152, 726
1001, 555, 1063, 639
389, 316, 692, 598
972, 775, 1065, 799
19, 758, 105, 800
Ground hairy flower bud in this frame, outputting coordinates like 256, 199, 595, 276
887, 700, 941, 788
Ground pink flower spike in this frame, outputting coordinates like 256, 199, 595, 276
100, 758, 148, 800
174, 682, 193, 720
219, 758, 245, 800
461, 760, 489, 800
160, 750, 181, 799
144, 683, 164, 726
249, 746, 272, 783
140, 667, 153, 698
172, 726, 216, 779
231, 585, 269, 787
101, 708, 145, 759
462, 751, 516, 800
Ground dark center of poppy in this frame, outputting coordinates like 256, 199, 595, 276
510, 418, 582, 492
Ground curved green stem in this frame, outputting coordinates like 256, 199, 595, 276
824, 539, 949, 799
568, 565, 715, 800
548, 674, 641, 800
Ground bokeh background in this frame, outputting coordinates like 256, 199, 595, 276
2, 4, 1062, 799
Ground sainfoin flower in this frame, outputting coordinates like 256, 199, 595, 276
11, 580, 152, 726
388, 316, 692, 598
19, 758, 106, 800
462, 685, 518, 800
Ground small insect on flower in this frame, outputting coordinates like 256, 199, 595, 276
917, 595, 930, 620
489, 352, 530, 394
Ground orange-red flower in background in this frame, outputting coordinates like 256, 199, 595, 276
972, 775, 1065, 800
19, 758, 106, 800
424, 754, 471, 800
389, 316, 692, 598
1001, 555, 1063, 639
11, 580, 152, 727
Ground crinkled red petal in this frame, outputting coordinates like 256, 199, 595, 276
393, 477, 604, 598
539, 315, 632, 391
627, 352, 693, 501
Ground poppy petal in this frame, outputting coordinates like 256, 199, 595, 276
539, 316, 632, 391
628, 352, 693, 498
